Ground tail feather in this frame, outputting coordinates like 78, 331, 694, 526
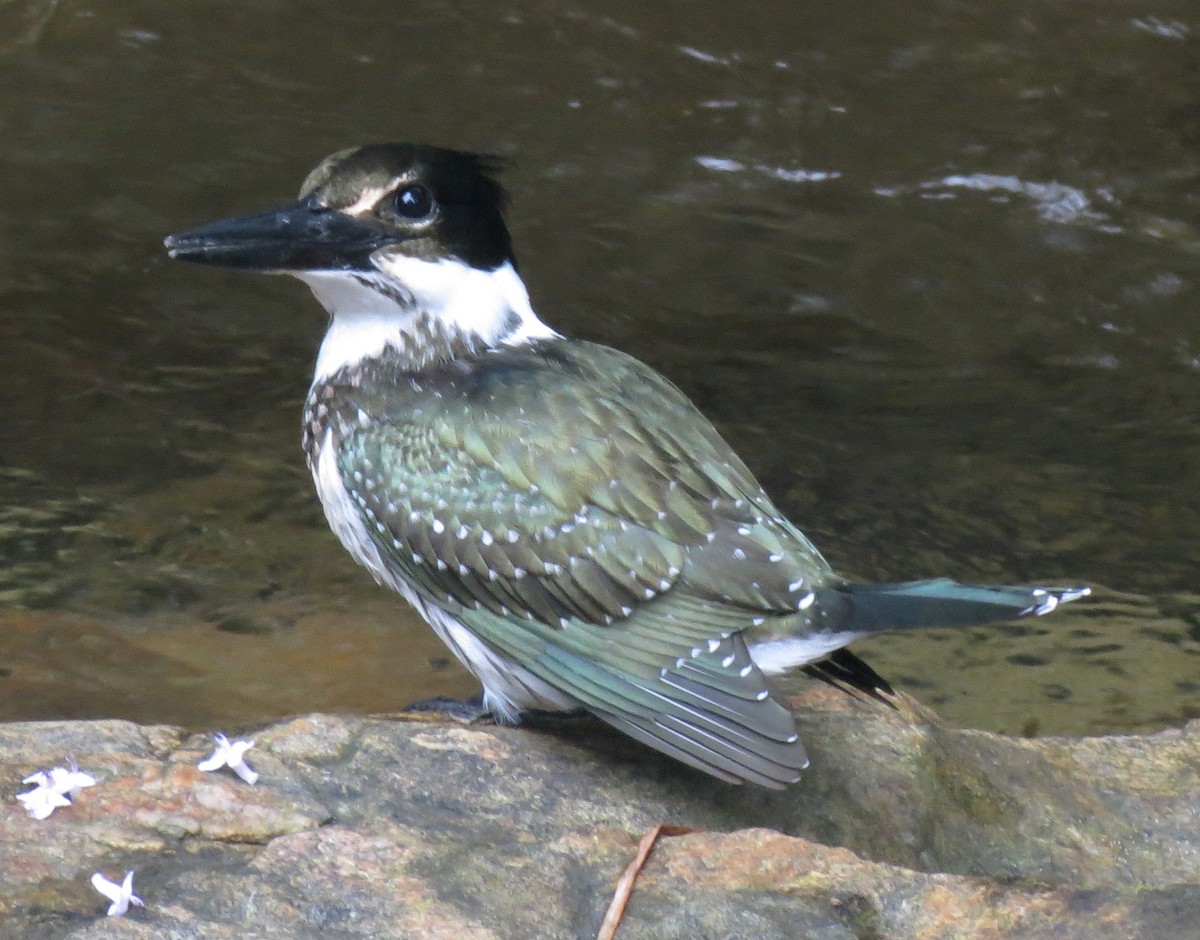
801, 648, 895, 702
815, 578, 1091, 634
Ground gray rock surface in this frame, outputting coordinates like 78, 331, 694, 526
2, 689, 1198, 938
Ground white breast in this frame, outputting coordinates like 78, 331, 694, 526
309, 428, 576, 719
299, 258, 558, 383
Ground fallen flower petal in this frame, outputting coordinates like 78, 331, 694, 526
46, 765, 97, 798
91, 871, 144, 917
15, 760, 98, 818
16, 784, 71, 820
195, 733, 231, 772
198, 732, 259, 784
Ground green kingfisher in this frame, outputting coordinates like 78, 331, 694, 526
164, 143, 1089, 788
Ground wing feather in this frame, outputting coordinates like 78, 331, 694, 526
323, 339, 836, 784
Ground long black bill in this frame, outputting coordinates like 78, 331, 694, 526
163, 197, 390, 271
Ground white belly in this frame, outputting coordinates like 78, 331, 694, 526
310, 428, 577, 719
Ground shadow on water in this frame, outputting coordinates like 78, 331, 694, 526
0, 0, 1198, 734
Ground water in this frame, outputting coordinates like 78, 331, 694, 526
1, 0, 1198, 735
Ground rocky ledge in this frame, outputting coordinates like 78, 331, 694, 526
1, 687, 1198, 938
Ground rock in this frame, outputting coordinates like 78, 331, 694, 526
1, 691, 1197, 937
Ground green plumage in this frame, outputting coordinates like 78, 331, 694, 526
320, 340, 833, 624
307, 339, 831, 786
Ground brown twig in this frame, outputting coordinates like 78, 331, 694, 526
597, 824, 697, 940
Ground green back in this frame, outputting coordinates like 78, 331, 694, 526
321, 339, 833, 786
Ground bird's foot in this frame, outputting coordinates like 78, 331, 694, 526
516, 707, 590, 727
396, 693, 493, 724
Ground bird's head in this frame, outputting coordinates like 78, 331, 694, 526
165, 143, 554, 374
165, 142, 516, 274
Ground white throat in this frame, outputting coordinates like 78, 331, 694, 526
299, 256, 558, 382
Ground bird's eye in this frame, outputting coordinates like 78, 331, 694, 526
393, 184, 434, 219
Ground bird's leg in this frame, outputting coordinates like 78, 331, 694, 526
517, 707, 590, 726
388, 694, 591, 728
392, 692, 494, 724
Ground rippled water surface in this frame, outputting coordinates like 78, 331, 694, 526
1, 0, 1199, 735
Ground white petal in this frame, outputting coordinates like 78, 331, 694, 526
197, 749, 229, 772
32, 794, 70, 820
231, 761, 259, 785
91, 873, 122, 904
18, 786, 70, 819
92, 871, 143, 916
48, 766, 96, 795
197, 734, 258, 783
67, 770, 97, 790
198, 733, 233, 771
224, 740, 255, 763
122, 871, 144, 908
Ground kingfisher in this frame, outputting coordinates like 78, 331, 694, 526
164, 143, 1088, 788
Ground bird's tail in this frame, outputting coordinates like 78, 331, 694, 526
814, 578, 1090, 634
